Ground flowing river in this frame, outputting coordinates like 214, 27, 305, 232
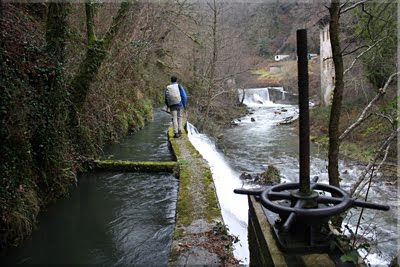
1, 95, 397, 266
187, 87, 398, 266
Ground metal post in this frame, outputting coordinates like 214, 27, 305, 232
297, 29, 310, 195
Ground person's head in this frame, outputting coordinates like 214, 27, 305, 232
171, 76, 177, 83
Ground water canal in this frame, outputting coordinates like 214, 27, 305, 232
2, 110, 178, 265
2, 95, 397, 266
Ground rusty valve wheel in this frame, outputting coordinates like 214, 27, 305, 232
234, 181, 390, 232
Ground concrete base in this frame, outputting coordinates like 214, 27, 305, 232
248, 196, 340, 267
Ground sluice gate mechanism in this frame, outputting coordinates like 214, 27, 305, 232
234, 30, 390, 255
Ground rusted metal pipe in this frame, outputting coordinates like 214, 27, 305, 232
297, 29, 310, 195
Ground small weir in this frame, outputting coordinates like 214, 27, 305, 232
1, 100, 396, 265
2, 110, 178, 265
187, 123, 250, 264
189, 82, 397, 265
226, 87, 397, 264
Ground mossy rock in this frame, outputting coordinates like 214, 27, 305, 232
258, 165, 281, 185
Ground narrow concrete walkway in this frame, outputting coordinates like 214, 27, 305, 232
168, 128, 238, 266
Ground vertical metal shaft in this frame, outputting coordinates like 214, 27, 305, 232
297, 29, 310, 195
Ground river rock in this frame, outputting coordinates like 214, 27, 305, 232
230, 120, 239, 126
240, 172, 253, 180
281, 108, 288, 112
257, 165, 281, 185
251, 117, 255, 122
278, 116, 296, 125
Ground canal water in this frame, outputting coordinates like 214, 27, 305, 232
2, 96, 396, 266
2, 110, 178, 265
188, 87, 398, 266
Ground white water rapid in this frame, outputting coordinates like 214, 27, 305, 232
239, 87, 273, 107
186, 87, 397, 266
187, 123, 250, 265
237, 87, 295, 107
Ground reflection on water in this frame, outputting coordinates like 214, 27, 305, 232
103, 109, 174, 162
2, 109, 178, 265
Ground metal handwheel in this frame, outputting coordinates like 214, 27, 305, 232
234, 180, 390, 232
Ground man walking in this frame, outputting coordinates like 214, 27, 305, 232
165, 76, 187, 138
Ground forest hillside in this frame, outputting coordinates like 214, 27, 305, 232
0, 1, 397, 255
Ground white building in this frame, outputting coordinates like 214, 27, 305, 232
318, 17, 335, 106
274, 55, 290, 61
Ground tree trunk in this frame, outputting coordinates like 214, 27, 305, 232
46, 2, 69, 63
0, 0, 3, 24
328, 0, 344, 189
69, 1, 132, 113
85, 1, 96, 45
201, 0, 218, 130
240, 88, 245, 105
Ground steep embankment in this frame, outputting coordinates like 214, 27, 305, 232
0, 4, 164, 251
309, 104, 397, 181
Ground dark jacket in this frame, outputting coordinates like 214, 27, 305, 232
165, 82, 187, 109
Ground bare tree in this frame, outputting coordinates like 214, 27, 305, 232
327, 0, 397, 192
70, 0, 133, 114
327, 0, 344, 189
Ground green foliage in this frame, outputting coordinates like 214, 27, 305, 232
378, 96, 399, 127
331, 228, 375, 265
0, 0, 169, 251
256, 37, 271, 57
339, 141, 375, 162
94, 160, 176, 172
0, 5, 75, 249
258, 165, 281, 184
70, 40, 108, 111
203, 169, 220, 222
354, 2, 397, 88
310, 106, 330, 135
176, 159, 188, 167
0, 3, 162, 250
176, 167, 192, 226
340, 249, 359, 264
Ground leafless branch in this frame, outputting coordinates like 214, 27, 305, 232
168, 20, 202, 46
353, 143, 391, 198
210, 89, 233, 101
340, 72, 399, 141
340, 0, 351, 10
342, 44, 368, 57
349, 129, 397, 196
343, 37, 386, 75
372, 113, 394, 126
340, 0, 368, 14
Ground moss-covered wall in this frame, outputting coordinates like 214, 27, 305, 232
248, 196, 283, 266
93, 160, 177, 173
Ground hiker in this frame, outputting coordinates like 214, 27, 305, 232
165, 76, 187, 138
